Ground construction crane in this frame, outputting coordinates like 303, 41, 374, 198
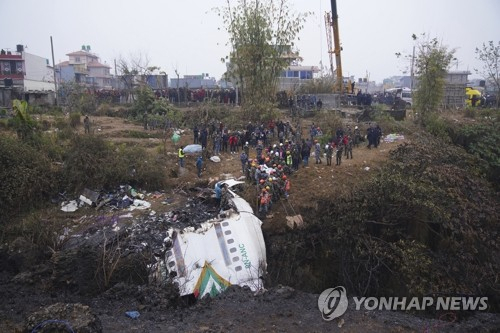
325, 0, 343, 94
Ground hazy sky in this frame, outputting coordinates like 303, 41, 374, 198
1, 0, 499, 83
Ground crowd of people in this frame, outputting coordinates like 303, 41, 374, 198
181, 119, 383, 218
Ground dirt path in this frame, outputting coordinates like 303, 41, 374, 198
77, 115, 406, 233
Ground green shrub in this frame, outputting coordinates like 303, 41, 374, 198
96, 103, 113, 117
54, 116, 74, 141
422, 113, 450, 142
373, 112, 406, 134
0, 135, 57, 222
62, 135, 167, 193
69, 112, 81, 128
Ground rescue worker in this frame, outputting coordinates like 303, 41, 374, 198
259, 188, 270, 216
283, 175, 291, 199
286, 150, 292, 166
354, 126, 361, 148
84, 115, 91, 134
326, 143, 333, 166
178, 146, 185, 167
336, 141, 344, 166
345, 136, 353, 159
315, 140, 322, 164
240, 151, 248, 174
196, 156, 203, 177
220, 183, 229, 210
214, 182, 222, 207
374, 125, 382, 148
367, 126, 374, 149
193, 125, 199, 144
243, 141, 250, 156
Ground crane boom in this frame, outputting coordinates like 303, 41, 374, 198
330, 0, 343, 93
324, 12, 335, 79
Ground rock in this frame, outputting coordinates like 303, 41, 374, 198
26, 303, 102, 333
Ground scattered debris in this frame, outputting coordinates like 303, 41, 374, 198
125, 311, 140, 319
82, 188, 100, 203
79, 195, 93, 206
210, 156, 221, 163
129, 199, 152, 211
61, 200, 79, 212
384, 133, 405, 143
25, 303, 102, 333
286, 215, 304, 229
364, 167, 370, 171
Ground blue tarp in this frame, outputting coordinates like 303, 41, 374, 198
183, 144, 203, 155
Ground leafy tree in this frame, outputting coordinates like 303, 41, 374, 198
117, 53, 160, 103
475, 41, 500, 108
412, 34, 455, 119
58, 81, 97, 115
133, 85, 155, 117
220, 0, 309, 120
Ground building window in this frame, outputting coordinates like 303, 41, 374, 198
1, 62, 11, 74
300, 71, 312, 80
75, 57, 81, 63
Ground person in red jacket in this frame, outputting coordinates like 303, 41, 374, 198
229, 134, 237, 154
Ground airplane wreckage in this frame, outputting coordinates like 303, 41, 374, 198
161, 180, 267, 298
58, 179, 268, 299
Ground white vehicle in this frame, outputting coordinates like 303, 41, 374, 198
385, 87, 413, 107
163, 180, 267, 298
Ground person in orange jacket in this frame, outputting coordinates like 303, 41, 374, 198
283, 175, 291, 199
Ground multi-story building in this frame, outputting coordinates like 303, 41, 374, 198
170, 74, 217, 89
278, 65, 320, 92
57, 46, 113, 89
0, 45, 55, 107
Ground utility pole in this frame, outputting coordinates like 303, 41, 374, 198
50, 36, 58, 106
410, 45, 415, 91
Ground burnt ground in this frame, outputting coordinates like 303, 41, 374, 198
1, 113, 500, 332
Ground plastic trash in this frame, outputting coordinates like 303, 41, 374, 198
125, 311, 140, 319
129, 199, 152, 211
79, 195, 92, 206
210, 156, 221, 163
171, 133, 180, 144
383, 133, 405, 143
82, 188, 99, 202
61, 200, 78, 212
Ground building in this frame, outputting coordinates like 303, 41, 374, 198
442, 71, 469, 108
170, 74, 217, 89
278, 65, 320, 92
56, 46, 113, 89
0, 45, 55, 107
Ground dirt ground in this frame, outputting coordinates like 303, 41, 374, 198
80, 114, 404, 233
2, 111, 499, 332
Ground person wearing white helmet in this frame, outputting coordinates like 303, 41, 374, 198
354, 125, 361, 148
243, 141, 249, 155
326, 142, 334, 166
